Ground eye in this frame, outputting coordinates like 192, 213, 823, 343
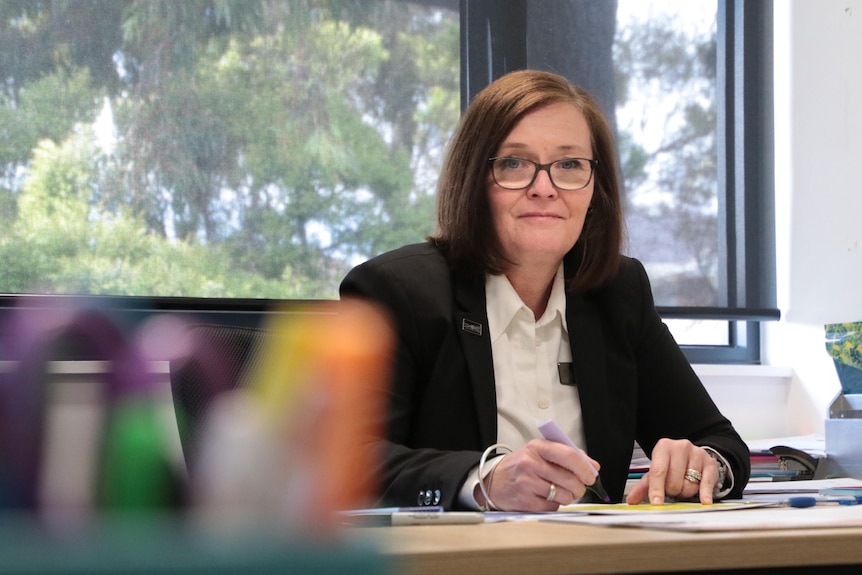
499, 157, 529, 171
556, 158, 588, 171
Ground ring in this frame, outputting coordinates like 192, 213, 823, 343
546, 483, 557, 502
684, 468, 703, 483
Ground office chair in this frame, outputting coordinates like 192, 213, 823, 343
169, 324, 271, 470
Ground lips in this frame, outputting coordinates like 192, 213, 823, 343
519, 212, 564, 219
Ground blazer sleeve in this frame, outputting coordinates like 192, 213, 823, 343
620, 259, 751, 498
340, 246, 488, 510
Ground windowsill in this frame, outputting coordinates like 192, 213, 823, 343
694, 364, 794, 379
693, 364, 795, 440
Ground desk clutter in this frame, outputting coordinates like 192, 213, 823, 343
0, 298, 394, 569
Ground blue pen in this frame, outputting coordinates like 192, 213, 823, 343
787, 496, 862, 508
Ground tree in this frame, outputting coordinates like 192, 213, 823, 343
0, 0, 460, 299
613, 8, 719, 306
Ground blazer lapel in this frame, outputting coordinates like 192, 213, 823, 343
566, 293, 612, 460
453, 270, 497, 446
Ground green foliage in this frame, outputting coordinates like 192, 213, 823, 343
1, 1, 723, 309
3, 128, 323, 298
826, 322, 862, 370
1, 0, 458, 299
0, 0, 129, 96
0, 68, 99, 167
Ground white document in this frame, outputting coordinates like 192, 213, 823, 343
543, 503, 862, 532
743, 477, 862, 495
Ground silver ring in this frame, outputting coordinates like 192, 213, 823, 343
684, 468, 703, 483
546, 483, 557, 502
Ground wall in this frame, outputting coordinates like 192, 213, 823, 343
695, 364, 794, 440
695, 2, 862, 442
761, 0, 862, 435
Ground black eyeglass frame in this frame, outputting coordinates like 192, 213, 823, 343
488, 156, 599, 191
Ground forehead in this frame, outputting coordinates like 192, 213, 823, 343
498, 102, 592, 154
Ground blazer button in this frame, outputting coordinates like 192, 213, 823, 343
419, 490, 433, 505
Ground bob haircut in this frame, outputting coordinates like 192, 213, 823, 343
430, 69, 623, 293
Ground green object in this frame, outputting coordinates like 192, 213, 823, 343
825, 321, 862, 394
97, 398, 180, 510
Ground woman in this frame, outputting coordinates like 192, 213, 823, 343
340, 69, 750, 512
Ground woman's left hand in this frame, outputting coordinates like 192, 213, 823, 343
625, 438, 720, 505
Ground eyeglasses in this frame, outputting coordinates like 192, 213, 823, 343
488, 156, 598, 191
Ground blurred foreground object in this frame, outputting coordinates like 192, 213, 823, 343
0, 297, 395, 534
189, 299, 394, 534
0, 301, 182, 523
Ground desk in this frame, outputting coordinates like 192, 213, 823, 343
350, 520, 862, 575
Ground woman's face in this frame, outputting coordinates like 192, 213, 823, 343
488, 102, 595, 270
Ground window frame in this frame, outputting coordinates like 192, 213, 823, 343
460, 0, 776, 364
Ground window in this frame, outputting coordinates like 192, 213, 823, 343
1, 0, 774, 361
0, 0, 460, 302
463, 0, 776, 362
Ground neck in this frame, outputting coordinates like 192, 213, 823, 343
505, 265, 558, 320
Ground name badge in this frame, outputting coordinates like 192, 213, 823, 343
461, 318, 483, 337
558, 362, 576, 386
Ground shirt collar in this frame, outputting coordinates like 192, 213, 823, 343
544, 265, 568, 332
486, 265, 567, 342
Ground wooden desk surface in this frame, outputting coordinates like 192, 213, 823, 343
349, 520, 862, 575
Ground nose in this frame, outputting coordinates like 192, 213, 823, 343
529, 167, 559, 198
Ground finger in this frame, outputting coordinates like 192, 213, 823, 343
543, 481, 575, 506
665, 444, 696, 498
647, 450, 670, 505
680, 465, 703, 500
625, 473, 650, 504
534, 440, 599, 484
698, 458, 720, 504
529, 441, 592, 499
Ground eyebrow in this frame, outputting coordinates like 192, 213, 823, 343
496, 143, 590, 155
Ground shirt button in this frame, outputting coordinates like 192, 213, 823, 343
538, 399, 549, 409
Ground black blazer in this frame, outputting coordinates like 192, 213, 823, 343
340, 242, 750, 509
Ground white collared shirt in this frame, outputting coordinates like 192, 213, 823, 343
484, 265, 585, 450
456, 265, 736, 506
459, 265, 585, 507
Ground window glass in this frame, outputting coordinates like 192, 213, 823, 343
0, 0, 459, 299
526, 0, 724, 346
615, 1, 719, 309
1, 0, 771, 356
617, 1, 725, 346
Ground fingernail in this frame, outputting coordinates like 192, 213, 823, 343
651, 496, 662, 505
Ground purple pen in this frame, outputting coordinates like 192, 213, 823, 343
538, 419, 611, 502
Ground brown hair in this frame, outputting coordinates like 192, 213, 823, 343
430, 69, 623, 293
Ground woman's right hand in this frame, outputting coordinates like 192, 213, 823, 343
476, 439, 601, 511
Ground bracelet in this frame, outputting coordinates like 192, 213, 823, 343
478, 443, 513, 511
702, 446, 733, 499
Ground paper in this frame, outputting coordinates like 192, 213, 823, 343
545, 504, 862, 532
558, 501, 771, 515
483, 501, 771, 524
743, 477, 862, 495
